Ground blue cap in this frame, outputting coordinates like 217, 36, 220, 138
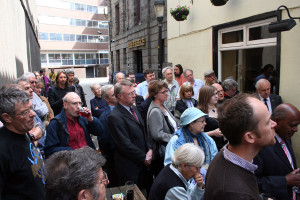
180, 107, 208, 126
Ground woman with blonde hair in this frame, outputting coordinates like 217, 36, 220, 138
198, 85, 226, 150
174, 82, 197, 123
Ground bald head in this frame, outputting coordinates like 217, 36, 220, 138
63, 92, 80, 102
256, 79, 271, 99
272, 103, 300, 139
115, 72, 125, 83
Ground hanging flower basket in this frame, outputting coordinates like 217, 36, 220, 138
210, 0, 228, 6
170, 5, 190, 21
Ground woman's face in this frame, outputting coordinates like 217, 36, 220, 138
184, 90, 193, 99
34, 85, 43, 95
155, 87, 168, 102
209, 90, 218, 105
189, 116, 206, 134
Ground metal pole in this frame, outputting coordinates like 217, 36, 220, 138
158, 22, 163, 79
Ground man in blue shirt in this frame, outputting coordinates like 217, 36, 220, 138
177, 69, 204, 99
136, 69, 156, 99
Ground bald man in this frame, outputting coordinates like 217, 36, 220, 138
254, 103, 300, 200
44, 92, 103, 157
255, 79, 282, 113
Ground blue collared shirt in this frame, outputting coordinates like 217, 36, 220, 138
177, 79, 205, 99
136, 80, 149, 99
223, 144, 258, 174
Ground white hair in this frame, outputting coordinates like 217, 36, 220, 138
172, 143, 205, 171
255, 79, 270, 90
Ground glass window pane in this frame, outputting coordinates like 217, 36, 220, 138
81, 20, 86, 26
75, 3, 80, 10
70, 2, 75, 10
249, 25, 277, 41
55, 54, 61, 59
82, 35, 87, 42
63, 34, 69, 41
68, 60, 73, 65
49, 54, 55, 59
39, 32, 49, 40
70, 34, 75, 41
76, 35, 81, 42
88, 5, 93, 12
87, 21, 93, 27
62, 60, 68, 65
222, 30, 243, 44
70, 19, 75, 26
56, 34, 62, 41
50, 33, 56, 40
221, 46, 276, 93
93, 6, 98, 13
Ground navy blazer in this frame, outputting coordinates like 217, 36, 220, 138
108, 103, 151, 185
269, 93, 283, 111
254, 138, 297, 200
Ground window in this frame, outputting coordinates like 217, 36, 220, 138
39, 32, 49, 40
86, 54, 97, 64
99, 53, 109, 64
99, 21, 109, 29
216, 17, 278, 93
75, 54, 85, 65
135, 0, 140, 25
40, 54, 47, 66
50, 33, 57, 41
62, 54, 73, 65
49, 54, 61, 66
115, 5, 120, 35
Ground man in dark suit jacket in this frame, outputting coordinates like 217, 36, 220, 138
108, 80, 152, 190
255, 79, 282, 113
254, 103, 300, 200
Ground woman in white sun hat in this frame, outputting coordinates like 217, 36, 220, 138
164, 107, 218, 178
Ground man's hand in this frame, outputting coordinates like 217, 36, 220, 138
193, 173, 204, 188
286, 168, 300, 186
144, 149, 153, 166
82, 107, 93, 122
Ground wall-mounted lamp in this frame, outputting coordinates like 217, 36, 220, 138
268, 5, 300, 33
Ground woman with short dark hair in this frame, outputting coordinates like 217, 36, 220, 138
147, 80, 178, 177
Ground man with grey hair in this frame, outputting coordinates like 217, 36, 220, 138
163, 66, 179, 114
115, 72, 125, 83
177, 69, 204, 99
97, 84, 117, 186
108, 79, 153, 192
204, 70, 218, 85
222, 78, 238, 100
65, 69, 87, 107
45, 92, 103, 157
0, 87, 45, 199
45, 147, 108, 200
255, 79, 282, 113
90, 83, 107, 118
17, 73, 49, 120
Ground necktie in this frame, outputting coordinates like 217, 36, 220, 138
263, 98, 269, 111
130, 107, 139, 122
280, 140, 296, 200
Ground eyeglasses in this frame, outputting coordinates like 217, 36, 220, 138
30, 81, 37, 84
158, 90, 168, 94
126, 91, 136, 97
97, 171, 109, 185
194, 119, 206, 124
66, 101, 83, 106
14, 107, 34, 117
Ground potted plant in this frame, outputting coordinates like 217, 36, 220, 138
170, 5, 190, 21
210, 0, 228, 6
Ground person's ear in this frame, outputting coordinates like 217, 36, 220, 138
77, 189, 91, 200
243, 131, 255, 144
1, 113, 12, 124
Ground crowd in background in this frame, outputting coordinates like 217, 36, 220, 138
0, 63, 300, 200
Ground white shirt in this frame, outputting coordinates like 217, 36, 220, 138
259, 95, 272, 114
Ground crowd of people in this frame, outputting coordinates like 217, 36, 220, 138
0, 64, 299, 200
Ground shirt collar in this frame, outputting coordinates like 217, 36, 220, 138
223, 144, 258, 173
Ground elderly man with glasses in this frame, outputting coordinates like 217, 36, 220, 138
0, 87, 45, 199
44, 92, 103, 158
